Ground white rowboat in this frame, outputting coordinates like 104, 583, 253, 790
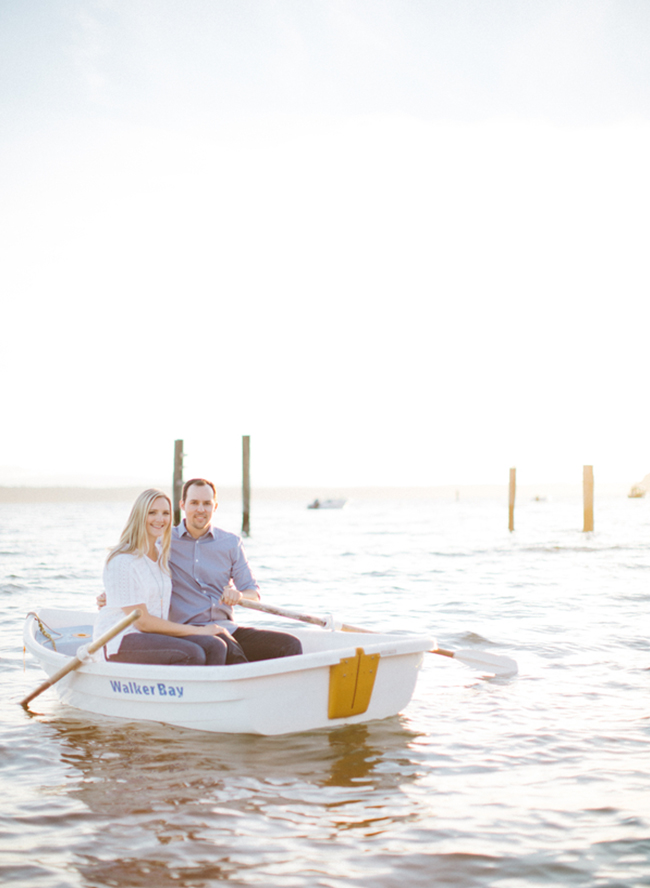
23, 608, 434, 735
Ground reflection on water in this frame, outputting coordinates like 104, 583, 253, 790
44, 712, 423, 800
33, 712, 426, 887
323, 724, 384, 787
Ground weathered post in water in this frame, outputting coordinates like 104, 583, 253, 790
173, 439, 184, 526
508, 467, 516, 532
583, 465, 594, 532
242, 435, 250, 537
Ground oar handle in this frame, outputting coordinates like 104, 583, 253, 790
239, 598, 372, 633
238, 598, 328, 627
21, 609, 142, 708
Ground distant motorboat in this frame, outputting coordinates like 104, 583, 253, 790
308, 498, 347, 510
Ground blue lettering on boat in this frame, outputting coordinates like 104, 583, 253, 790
109, 680, 184, 698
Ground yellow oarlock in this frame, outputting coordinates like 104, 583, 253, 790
328, 647, 379, 719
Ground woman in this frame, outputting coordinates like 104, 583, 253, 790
94, 488, 240, 665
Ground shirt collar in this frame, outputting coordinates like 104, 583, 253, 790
174, 519, 216, 540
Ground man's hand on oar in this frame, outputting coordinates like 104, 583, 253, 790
237, 599, 518, 676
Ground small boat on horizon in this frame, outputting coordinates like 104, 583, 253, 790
307, 498, 347, 510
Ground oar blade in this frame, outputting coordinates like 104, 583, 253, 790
448, 648, 518, 676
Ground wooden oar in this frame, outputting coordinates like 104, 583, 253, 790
238, 599, 518, 676
20, 609, 142, 709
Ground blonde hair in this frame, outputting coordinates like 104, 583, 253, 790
107, 488, 172, 570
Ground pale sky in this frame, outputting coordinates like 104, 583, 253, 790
1, 1, 650, 490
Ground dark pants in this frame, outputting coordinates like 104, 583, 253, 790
107, 632, 231, 666
107, 627, 302, 666
231, 626, 303, 662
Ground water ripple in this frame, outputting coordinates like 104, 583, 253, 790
2, 495, 650, 887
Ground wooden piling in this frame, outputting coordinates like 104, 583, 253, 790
508, 467, 516, 532
583, 465, 594, 532
173, 439, 183, 526
242, 435, 250, 537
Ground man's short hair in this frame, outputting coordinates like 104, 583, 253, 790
181, 478, 217, 502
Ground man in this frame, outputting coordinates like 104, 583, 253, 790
167, 477, 302, 662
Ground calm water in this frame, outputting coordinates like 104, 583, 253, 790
1, 491, 649, 888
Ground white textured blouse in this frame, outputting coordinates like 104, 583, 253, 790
93, 551, 173, 657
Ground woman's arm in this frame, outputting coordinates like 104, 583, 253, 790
120, 604, 228, 638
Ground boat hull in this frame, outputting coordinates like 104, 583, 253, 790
23, 608, 434, 735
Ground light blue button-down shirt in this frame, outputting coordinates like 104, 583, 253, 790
168, 521, 259, 630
